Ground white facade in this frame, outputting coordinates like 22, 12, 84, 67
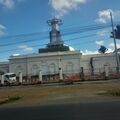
9, 51, 82, 78
81, 53, 118, 75
0, 52, 119, 81
0, 62, 9, 74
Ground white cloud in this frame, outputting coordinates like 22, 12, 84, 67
64, 44, 75, 51
81, 42, 120, 55
108, 43, 120, 49
0, 0, 14, 9
0, 0, 25, 9
104, 43, 120, 53
49, 0, 86, 17
0, 24, 6, 37
81, 49, 99, 55
12, 54, 20, 56
108, 43, 115, 49
96, 9, 120, 24
106, 48, 113, 53
95, 40, 104, 46
18, 45, 33, 51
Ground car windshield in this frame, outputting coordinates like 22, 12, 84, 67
8, 74, 16, 78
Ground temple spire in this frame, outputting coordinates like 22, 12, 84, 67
39, 18, 70, 53
47, 17, 63, 47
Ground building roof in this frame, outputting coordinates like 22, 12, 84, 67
9, 50, 82, 60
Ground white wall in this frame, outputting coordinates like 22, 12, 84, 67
9, 51, 82, 77
0, 62, 9, 74
81, 53, 118, 75
9, 52, 118, 78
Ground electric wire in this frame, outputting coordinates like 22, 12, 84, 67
0, 22, 119, 54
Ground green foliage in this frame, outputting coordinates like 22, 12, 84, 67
100, 89, 120, 97
0, 96, 22, 105
107, 90, 120, 96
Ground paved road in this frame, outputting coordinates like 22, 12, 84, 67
0, 101, 120, 120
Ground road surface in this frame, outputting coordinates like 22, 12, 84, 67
0, 101, 120, 120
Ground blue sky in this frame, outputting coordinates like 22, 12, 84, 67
0, 0, 120, 61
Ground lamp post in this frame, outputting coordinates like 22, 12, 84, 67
110, 12, 119, 73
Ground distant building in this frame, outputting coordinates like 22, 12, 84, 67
9, 18, 82, 81
81, 53, 117, 75
9, 51, 81, 81
0, 18, 120, 81
0, 62, 9, 74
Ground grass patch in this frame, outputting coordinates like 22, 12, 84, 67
99, 89, 120, 97
0, 96, 22, 105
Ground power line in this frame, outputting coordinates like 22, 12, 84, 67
0, 34, 97, 53
63, 24, 110, 36
65, 34, 96, 42
0, 24, 110, 47
0, 38, 49, 47
1, 21, 119, 41
1, 21, 118, 50
0, 22, 119, 53
0, 34, 96, 47
0, 44, 45, 53
62, 21, 120, 31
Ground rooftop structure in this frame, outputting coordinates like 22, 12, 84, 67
39, 17, 70, 53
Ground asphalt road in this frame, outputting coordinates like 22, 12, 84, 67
0, 101, 120, 120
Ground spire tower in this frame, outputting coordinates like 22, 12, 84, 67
47, 17, 63, 47
39, 18, 70, 53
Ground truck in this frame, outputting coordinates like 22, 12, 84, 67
0, 73, 17, 85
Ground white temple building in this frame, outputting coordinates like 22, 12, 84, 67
0, 18, 120, 81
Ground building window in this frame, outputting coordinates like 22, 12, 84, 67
15, 66, 23, 76
66, 62, 74, 73
49, 63, 56, 74
41, 64, 48, 75
31, 64, 39, 76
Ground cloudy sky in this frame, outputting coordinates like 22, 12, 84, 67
0, 0, 120, 61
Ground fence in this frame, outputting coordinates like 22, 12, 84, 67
16, 67, 120, 84
1, 67, 120, 85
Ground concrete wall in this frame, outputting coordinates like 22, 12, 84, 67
9, 51, 82, 78
1, 52, 119, 81
81, 53, 118, 75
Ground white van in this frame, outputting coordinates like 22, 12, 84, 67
4, 73, 16, 84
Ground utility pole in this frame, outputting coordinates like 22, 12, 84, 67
110, 12, 119, 73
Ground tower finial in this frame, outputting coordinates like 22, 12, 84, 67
47, 17, 62, 31
47, 18, 63, 47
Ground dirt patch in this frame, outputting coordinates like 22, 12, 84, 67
0, 81, 120, 107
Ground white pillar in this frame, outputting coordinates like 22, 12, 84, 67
1, 75, 4, 85
59, 68, 63, 80
19, 72, 23, 83
58, 57, 63, 80
104, 65, 109, 77
39, 70, 42, 82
